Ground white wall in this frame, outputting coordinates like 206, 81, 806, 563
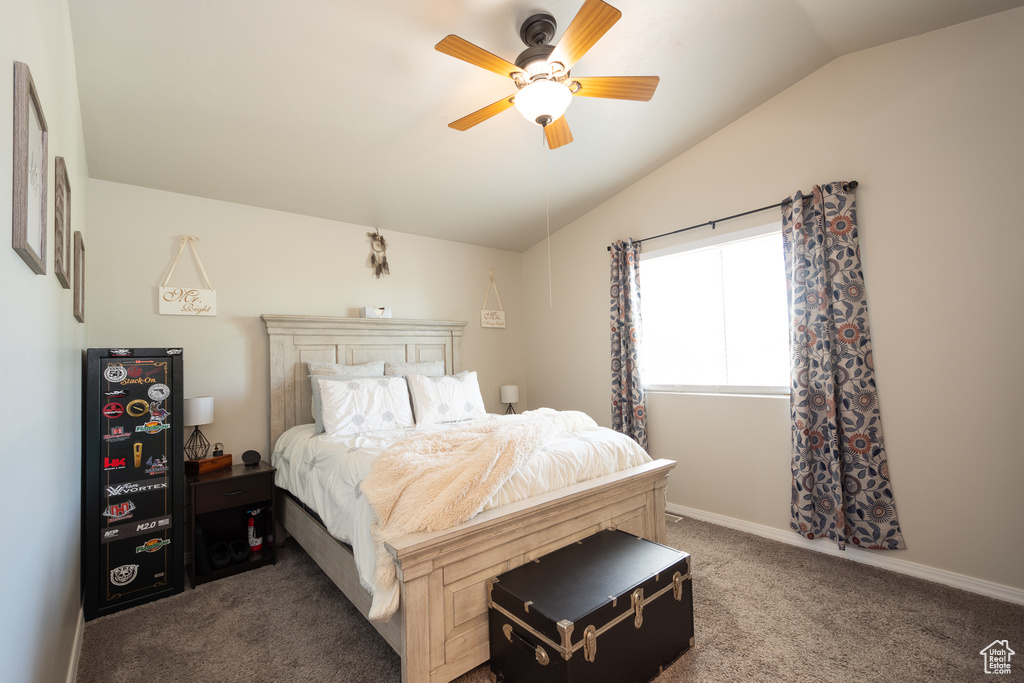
85, 180, 526, 459
0, 0, 90, 680
523, 8, 1024, 592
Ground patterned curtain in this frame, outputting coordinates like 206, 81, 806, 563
782, 182, 905, 550
610, 239, 647, 449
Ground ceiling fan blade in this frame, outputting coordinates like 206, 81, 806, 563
448, 95, 516, 131
547, 0, 622, 73
572, 76, 660, 101
544, 116, 574, 149
435, 35, 524, 79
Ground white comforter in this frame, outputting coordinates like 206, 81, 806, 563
272, 414, 652, 619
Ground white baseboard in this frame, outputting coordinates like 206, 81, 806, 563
66, 607, 84, 683
665, 503, 1024, 606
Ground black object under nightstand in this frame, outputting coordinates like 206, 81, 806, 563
186, 461, 276, 587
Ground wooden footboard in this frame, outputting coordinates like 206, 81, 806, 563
278, 458, 675, 683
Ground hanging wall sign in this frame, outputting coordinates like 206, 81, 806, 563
158, 236, 217, 316
480, 269, 506, 328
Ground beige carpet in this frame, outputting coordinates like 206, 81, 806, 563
78, 516, 1024, 682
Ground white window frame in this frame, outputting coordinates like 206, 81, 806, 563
638, 221, 790, 398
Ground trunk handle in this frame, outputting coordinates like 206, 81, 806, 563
502, 623, 550, 666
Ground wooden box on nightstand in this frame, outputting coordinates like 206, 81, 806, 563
186, 461, 276, 587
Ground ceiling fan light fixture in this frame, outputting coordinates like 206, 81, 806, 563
514, 79, 572, 126
436, 0, 658, 144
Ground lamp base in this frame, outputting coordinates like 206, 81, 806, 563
185, 426, 210, 460
504, 404, 517, 415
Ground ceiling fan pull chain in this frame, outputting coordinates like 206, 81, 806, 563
544, 135, 553, 309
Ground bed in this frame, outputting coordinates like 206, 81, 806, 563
261, 314, 676, 683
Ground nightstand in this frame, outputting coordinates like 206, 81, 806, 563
186, 461, 276, 587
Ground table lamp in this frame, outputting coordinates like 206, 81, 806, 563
183, 396, 214, 460
501, 385, 519, 415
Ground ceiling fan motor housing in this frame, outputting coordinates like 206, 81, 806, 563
515, 44, 555, 72
517, 13, 558, 75
520, 13, 556, 46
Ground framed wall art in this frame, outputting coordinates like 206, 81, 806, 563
73, 231, 85, 323
54, 157, 71, 288
12, 61, 48, 275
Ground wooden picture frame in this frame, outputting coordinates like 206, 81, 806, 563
54, 157, 71, 288
12, 62, 48, 274
73, 231, 85, 322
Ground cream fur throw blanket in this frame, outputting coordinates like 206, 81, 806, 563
361, 408, 596, 621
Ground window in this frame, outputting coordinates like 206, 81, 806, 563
639, 223, 789, 395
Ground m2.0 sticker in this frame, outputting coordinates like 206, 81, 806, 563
134, 517, 171, 534
110, 564, 139, 587
102, 500, 136, 521
101, 514, 172, 544
102, 403, 124, 419
103, 364, 128, 383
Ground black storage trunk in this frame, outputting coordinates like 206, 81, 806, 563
488, 529, 694, 683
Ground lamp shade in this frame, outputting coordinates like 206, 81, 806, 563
183, 396, 214, 426
500, 385, 520, 404
514, 80, 572, 126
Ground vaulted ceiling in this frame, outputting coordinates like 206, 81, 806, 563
67, 0, 1024, 252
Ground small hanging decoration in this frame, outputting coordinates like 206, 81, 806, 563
481, 268, 506, 328
368, 229, 390, 278
159, 235, 217, 316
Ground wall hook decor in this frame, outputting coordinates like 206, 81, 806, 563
481, 268, 506, 328
159, 235, 217, 316
368, 229, 390, 278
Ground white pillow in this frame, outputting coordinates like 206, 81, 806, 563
307, 361, 387, 433
309, 375, 375, 433
384, 360, 444, 377
406, 372, 486, 426
318, 376, 415, 436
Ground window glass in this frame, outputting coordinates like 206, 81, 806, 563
639, 225, 789, 394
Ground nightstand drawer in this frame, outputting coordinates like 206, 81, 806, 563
195, 475, 272, 514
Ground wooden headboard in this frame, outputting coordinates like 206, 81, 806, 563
261, 315, 467, 447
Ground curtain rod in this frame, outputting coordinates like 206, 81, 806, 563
606, 181, 859, 251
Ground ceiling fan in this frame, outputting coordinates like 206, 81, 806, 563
435, 0, 659, 150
